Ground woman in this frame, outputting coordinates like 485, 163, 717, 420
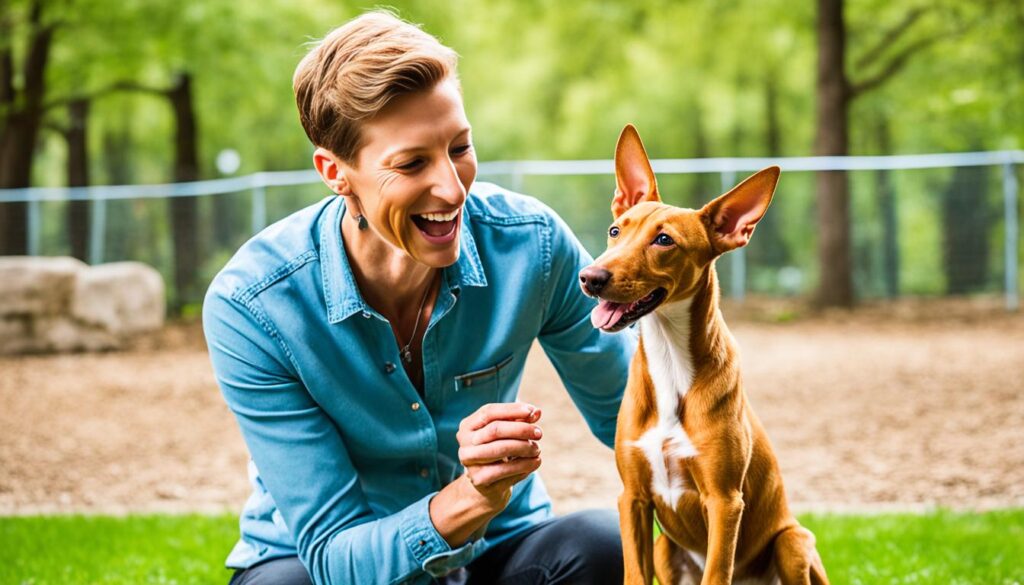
203, 11, 635, 585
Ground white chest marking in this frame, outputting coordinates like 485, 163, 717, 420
631, 299, 698, 509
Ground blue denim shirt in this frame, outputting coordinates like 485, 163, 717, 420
203, 182, 636, 585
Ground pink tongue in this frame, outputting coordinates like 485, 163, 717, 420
591, 300, 628, 329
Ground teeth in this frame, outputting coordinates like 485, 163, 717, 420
417, 208, 460, 222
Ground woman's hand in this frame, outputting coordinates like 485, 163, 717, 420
428, 402, 543, 547
456, 402, 543, 511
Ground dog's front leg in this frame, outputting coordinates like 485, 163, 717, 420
618, 492, 655, 585
700, 491, 744, 585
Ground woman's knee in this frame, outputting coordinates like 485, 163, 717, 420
546, 509, 624, 583
228, 556, 312, 585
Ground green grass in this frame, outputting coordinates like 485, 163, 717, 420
1, 509, 1022, 584
802, 509, 1024, 585
0, 513, 239, 584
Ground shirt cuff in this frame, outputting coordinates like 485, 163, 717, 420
398, 492, 484, 577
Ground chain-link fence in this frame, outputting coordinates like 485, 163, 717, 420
1, 152, 1020, 311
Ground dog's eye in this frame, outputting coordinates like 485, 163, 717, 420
608, 226, 620, 238
654, 233, 675, 246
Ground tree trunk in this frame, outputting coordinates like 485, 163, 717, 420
752, 74, 789, 269
0, 2, 53, 255
941, 164, 991, 294
67, 98, 90, 262
102, 121, 134, 262
167, 73, 200, 310
211, 185, 235, 249
689, 102, 716, 207
814, 0, 854, 307
875, 116, 899, 298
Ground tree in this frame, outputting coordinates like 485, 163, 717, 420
0, 0, 55, 255
941, 162, 993, 294
65, 98, 91, 261
814, 0, 962, 307
167, 73, 200, 308
873, 115, 899, 298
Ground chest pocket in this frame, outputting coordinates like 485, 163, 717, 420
452, 354, 514, 403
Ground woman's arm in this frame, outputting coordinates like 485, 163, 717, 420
204, 289, 522, 584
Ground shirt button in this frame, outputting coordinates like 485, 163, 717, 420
361, 311, 371, 319
420, 468, 430, 478
411, 402, 420, 411
384, 362, 396, 374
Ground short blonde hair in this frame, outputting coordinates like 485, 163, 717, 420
293, 11, 459, 163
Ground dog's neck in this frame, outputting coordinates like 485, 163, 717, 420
640, 264, 735, 399
640, 296, 696, 406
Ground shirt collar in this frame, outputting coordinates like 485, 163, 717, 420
319, 196, 488, 324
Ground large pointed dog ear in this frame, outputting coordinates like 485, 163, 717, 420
701, 166, 780, 253
612, 124, 660, 219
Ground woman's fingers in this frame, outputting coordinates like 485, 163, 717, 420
469, 420, 542, 446
517, 407, 542, 424
459, 439, 540, 466
465, 455, 542, 488
455, 403, 545, 492
459, 402, 540, 433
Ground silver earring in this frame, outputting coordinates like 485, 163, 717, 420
354, 214, 368, 230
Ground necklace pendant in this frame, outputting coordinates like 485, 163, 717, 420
401, 347, 413, 364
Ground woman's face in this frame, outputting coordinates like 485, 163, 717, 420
339, 77, 477, 268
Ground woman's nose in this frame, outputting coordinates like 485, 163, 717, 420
432, 159, 468, 203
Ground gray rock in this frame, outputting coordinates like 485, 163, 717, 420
0, 257, 165, 354
71, 262, 165, 336
0, 256, 86, 317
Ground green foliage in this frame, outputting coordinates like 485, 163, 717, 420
23, 0, 1021, 179
4, 0, 1021, 304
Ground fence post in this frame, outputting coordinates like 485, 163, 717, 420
1005, 161, 1019, 312
88, 193, 106, 265
27, 199, 41, 256
720, 170, 744, 301
251, 181, 267, 235
510, 163, 524, 193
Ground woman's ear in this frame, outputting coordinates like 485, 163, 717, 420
313, 147, 351, 195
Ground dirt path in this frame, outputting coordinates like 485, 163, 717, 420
2, 306, 1023, 516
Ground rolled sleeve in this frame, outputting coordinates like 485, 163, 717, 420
398, 493, 482, 577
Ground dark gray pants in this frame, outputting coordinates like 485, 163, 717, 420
228, 509, 623, 584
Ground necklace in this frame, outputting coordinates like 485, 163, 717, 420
399, 272, 435, 365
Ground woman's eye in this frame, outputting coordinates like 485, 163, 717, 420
397, 158, 424, 172
608, 226, 620, 238
654, 233, 675, 246
451, 144, 472, 156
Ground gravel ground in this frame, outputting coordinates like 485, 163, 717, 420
2, 300, 1022, 516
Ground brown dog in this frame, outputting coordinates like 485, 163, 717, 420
580, 125, 829, 585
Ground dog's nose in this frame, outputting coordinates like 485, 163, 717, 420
579, 266, 611, 296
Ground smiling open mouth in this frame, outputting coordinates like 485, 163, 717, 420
590, 288, 668, 332
412, 208, 460, 244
